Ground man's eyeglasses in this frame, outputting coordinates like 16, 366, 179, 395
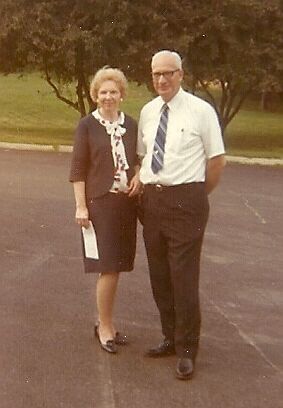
152, 69, 179, 80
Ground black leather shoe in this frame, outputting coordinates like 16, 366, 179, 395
176, 358, 194, 380
94, 325, 118, 354
145, 339, 175, 358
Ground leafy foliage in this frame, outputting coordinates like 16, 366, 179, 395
1, 0, 282, 131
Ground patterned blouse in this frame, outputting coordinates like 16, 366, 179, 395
92, 109, 129, 193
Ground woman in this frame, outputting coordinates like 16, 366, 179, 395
69, 67, 140, 354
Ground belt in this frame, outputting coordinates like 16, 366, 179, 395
145, 182, 204, 193
145, 183, 176, 192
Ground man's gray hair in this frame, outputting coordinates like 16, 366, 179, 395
151, 50, 183, 69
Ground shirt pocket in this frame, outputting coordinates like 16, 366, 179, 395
181, 125, 200, 150
166, 121, 199, 155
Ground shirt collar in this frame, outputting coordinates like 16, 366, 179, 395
157, 87, 184, 113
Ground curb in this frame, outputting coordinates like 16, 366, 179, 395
225, 155, 283, 166
0, 141, 282, 166
0, 142, 73, 153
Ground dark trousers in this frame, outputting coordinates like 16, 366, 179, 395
143, 183, 209, 359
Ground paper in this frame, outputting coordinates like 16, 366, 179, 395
82, 221, 99, 259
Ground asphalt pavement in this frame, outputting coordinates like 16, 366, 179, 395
0, 149, 282, 408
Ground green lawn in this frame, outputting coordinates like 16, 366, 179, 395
1, 73, 151, 145
1, 73, 282, 158
226, 110, 283, 158
1, 73, 78, 144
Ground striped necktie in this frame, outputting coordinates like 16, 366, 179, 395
151, 104, 169, 174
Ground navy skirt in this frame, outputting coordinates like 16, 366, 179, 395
82, 192, 137, 273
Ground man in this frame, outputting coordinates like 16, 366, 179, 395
138, 50, 226, 380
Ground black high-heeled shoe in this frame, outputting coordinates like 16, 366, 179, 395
94, 324, 129, 346
94, 325, 118, 354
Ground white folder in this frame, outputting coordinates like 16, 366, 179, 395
82, 221, 99, 259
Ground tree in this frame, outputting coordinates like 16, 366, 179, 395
1, 0, 282, 132
185, 0, 283, 131
1, 0, 102, 116
139, 0, 283, 131
0, 0, 168, 116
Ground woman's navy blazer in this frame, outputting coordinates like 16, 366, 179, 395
69, 113, 138, 199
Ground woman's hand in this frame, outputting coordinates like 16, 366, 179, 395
127, 173, 142, 197
75, 206, 90, 228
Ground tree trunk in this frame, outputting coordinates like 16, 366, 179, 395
75, 39, 87, 117
261, 90, 267, 111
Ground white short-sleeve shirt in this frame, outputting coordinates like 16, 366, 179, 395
137, 87, 225, 185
